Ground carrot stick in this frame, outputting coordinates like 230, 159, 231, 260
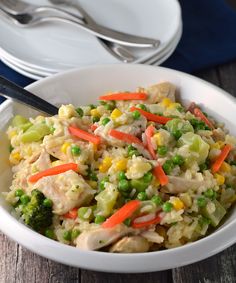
90, 124, 98, 131
28, 163, 78, 183
68, 126, 101, 144
153, 164, 169, 186
102, 200, 141, 229
99, 92, 147, 101
63, 208, 78, 219
193, 108, 214, 129
145, 125, 156, 159
109, 129, 143, 145
132, 214, 161, 229
130, 106, 172, 124
212, 144, 233, 173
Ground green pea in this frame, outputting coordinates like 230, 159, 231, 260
45, 229, 55, 239
102, 117, 110, 126
143, 172, 153, 183
92, 116, 100, 123
50, 126, 56, 134
99, 177, 109, 191
197, 197, 207, 207
71, 229, 80, 240
20, 194, 30, 205
123, 218, 131, 226
89, 104, 96, 109
128, 150, 140, 157
118, 171, 126, 181
132, 110, 141, 120
9, 145, 14, 153
43, 198, 53, 208
137, 191, 147, 201
151, 195, 163, 206
137, 104, 147, 111
162, 201, 173, 212
162, 160, 174, 175
172, 130, 182, 140
172, 154, 184, 166
78, 207, 91, 220
15, 189, 24, 197
88, 171, 98, 181
157, 146, 168, 156
118, 179, 130, 192
177, 106, 184, 113
71, 145, 81, 156
94, 215, 106, 224
105, 101, 116, 111
199, 163, 208, 171
204, 189, 216, 200
76, 107, 84, 117
63, 230, 72, 241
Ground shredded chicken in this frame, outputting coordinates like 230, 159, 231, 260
109, 236, 149, 253
164, 176, 204, 193
145, 82, 176, 104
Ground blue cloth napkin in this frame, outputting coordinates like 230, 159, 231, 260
1, 0, 236, 96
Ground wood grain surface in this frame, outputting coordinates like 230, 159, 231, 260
0, 62, 236, 283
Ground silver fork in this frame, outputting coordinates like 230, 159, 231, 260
48, 0, 136, 62
0, 0, 160, 48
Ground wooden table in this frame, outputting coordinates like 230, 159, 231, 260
0, 61, 235, 283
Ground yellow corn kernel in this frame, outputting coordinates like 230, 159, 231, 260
110, 108, 122, 120
99, 156, 112, 173
220, 162, 231, 173
10, 152, 21, 164
90, 109, 100, 117
161, 98, 172, 108
211, 141, 225, 150
115, 158, 128, 171
168, 102, 181, 109
9, 130, 17, 139
179, 193, 192, 208
172, 197, 184, 211
61, 142, 71, 154
214, 173, 225, 185
153, 133, 163, 146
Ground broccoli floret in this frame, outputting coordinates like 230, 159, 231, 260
21, 189, 53, 231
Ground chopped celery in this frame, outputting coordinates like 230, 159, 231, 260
178, 132, 210, 164
130, 178, 150, 192
21, 124, 51, 143
166, 118, 194, 135
19, 122, 33, 132
201, 200, 226, 227
95, 185, 119, 217
11, 115, 29, 127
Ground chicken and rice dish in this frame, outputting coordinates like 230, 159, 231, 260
5, 82, 236, 253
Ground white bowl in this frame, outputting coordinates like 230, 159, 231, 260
0, 64, 235, 273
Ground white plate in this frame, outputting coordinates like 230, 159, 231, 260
0, 0, 181, 72
0, 65, 235, 273
1, 21, 182, 80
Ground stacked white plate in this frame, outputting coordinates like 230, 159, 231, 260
0, 0, 182, 80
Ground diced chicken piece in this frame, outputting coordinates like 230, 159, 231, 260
126, 156, 152, 179
43, 135, 71, 161
76, 224, 133, 250
165, 176, 204, 193
33, 149, 51, 171
212, 128, 226, 141
109, 236, 150, 253
31, 170, 95, 215
141, 231, 164, 244
145, 82, 176, 104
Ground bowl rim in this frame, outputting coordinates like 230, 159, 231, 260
0, 64, 235, 273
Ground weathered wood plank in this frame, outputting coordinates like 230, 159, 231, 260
80, 269, 172, 283
0, 232, 81, 283
172, 244, 236, 283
